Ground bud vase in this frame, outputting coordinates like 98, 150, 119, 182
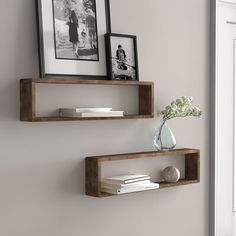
153, 121, 176, 151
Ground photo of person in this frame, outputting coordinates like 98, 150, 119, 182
68, 10, 79, 52
105, 34, 139, 81
86, 8, 97, 49
116, 45, 128, 70
53, 0, 99, 61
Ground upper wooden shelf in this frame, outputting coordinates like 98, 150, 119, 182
20, 78, 154, 122
21, 78, 153, 86
86, 148, 200, 197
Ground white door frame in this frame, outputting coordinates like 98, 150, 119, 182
211, 1, 236, 235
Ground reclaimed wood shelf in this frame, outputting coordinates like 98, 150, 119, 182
86, 148, 200, 197
20, 78, 154, 122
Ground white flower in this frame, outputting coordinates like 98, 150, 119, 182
160, 96, 202, 121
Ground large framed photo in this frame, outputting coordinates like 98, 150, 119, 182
105, 33, 139, 81
36, 0, 111, 78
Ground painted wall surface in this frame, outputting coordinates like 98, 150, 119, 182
0, 0, 210, 236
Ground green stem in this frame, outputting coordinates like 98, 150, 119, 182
157, 120, 166, 151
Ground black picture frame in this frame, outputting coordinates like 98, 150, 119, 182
36, 0, 111, 79
105, 33, 139, 81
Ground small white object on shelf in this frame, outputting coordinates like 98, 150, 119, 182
103, 174, 150, 185
59, 108, 113, 113
101, 174, 158, 195
101, 182, 159, 195
102, 179, 151, 189
101, 174, 159, 194
59, 110, 124, 118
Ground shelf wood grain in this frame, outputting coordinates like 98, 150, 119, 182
31, 115, 153, 122
86, 148, 200, 197
21, 78, 153, 86
20, 78, 154, 121
97, 179, 200, 197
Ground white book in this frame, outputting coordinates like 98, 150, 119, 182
101, 182, 159, 195
101, 180, 151, 190
103, 174, 150, 184
59, 111, 124, 118
59, 108, 112, 113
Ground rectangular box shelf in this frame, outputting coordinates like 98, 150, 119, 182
85, 148, 200, 197
20, 78, 154, 121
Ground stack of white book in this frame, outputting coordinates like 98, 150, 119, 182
101, 174, 159, 195
59, 108, 124, 118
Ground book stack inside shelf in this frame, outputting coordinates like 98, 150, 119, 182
59, 108, 124, 118
101, 174, 159, 195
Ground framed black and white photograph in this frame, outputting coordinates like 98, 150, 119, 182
105, 33, 139, 81
36, 0, 111, 78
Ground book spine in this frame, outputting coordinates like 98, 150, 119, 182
101, 183, 159, 195
118, 184, 159, 194
101, 180, 151, 189
76, 108, 112, 112
59, 111, 124, 117
124, 176, 151, 184
81, 112, 124, 117
103, 176, 151, 185
59, 113, 82, 117
59, 108, 112, 113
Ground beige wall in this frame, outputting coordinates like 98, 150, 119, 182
0, 0, 210, 235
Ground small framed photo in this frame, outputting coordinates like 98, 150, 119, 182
105, 33, 139, 81
36, 0, 111, 78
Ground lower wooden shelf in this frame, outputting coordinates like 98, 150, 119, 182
159, 179, 199, 188
98, 179, 199, 197
86, 148, 200, 198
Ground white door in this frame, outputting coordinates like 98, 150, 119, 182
215, 2, 236, 235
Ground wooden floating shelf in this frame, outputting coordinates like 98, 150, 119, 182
31, 115, 153, 122
20, 78, 154, 122
86, 148, 200, 197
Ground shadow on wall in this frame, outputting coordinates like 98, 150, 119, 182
0, 80, 20, 121
5, 158, 86, 198
0, 0, 38, 121
59, 159, 85, 196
